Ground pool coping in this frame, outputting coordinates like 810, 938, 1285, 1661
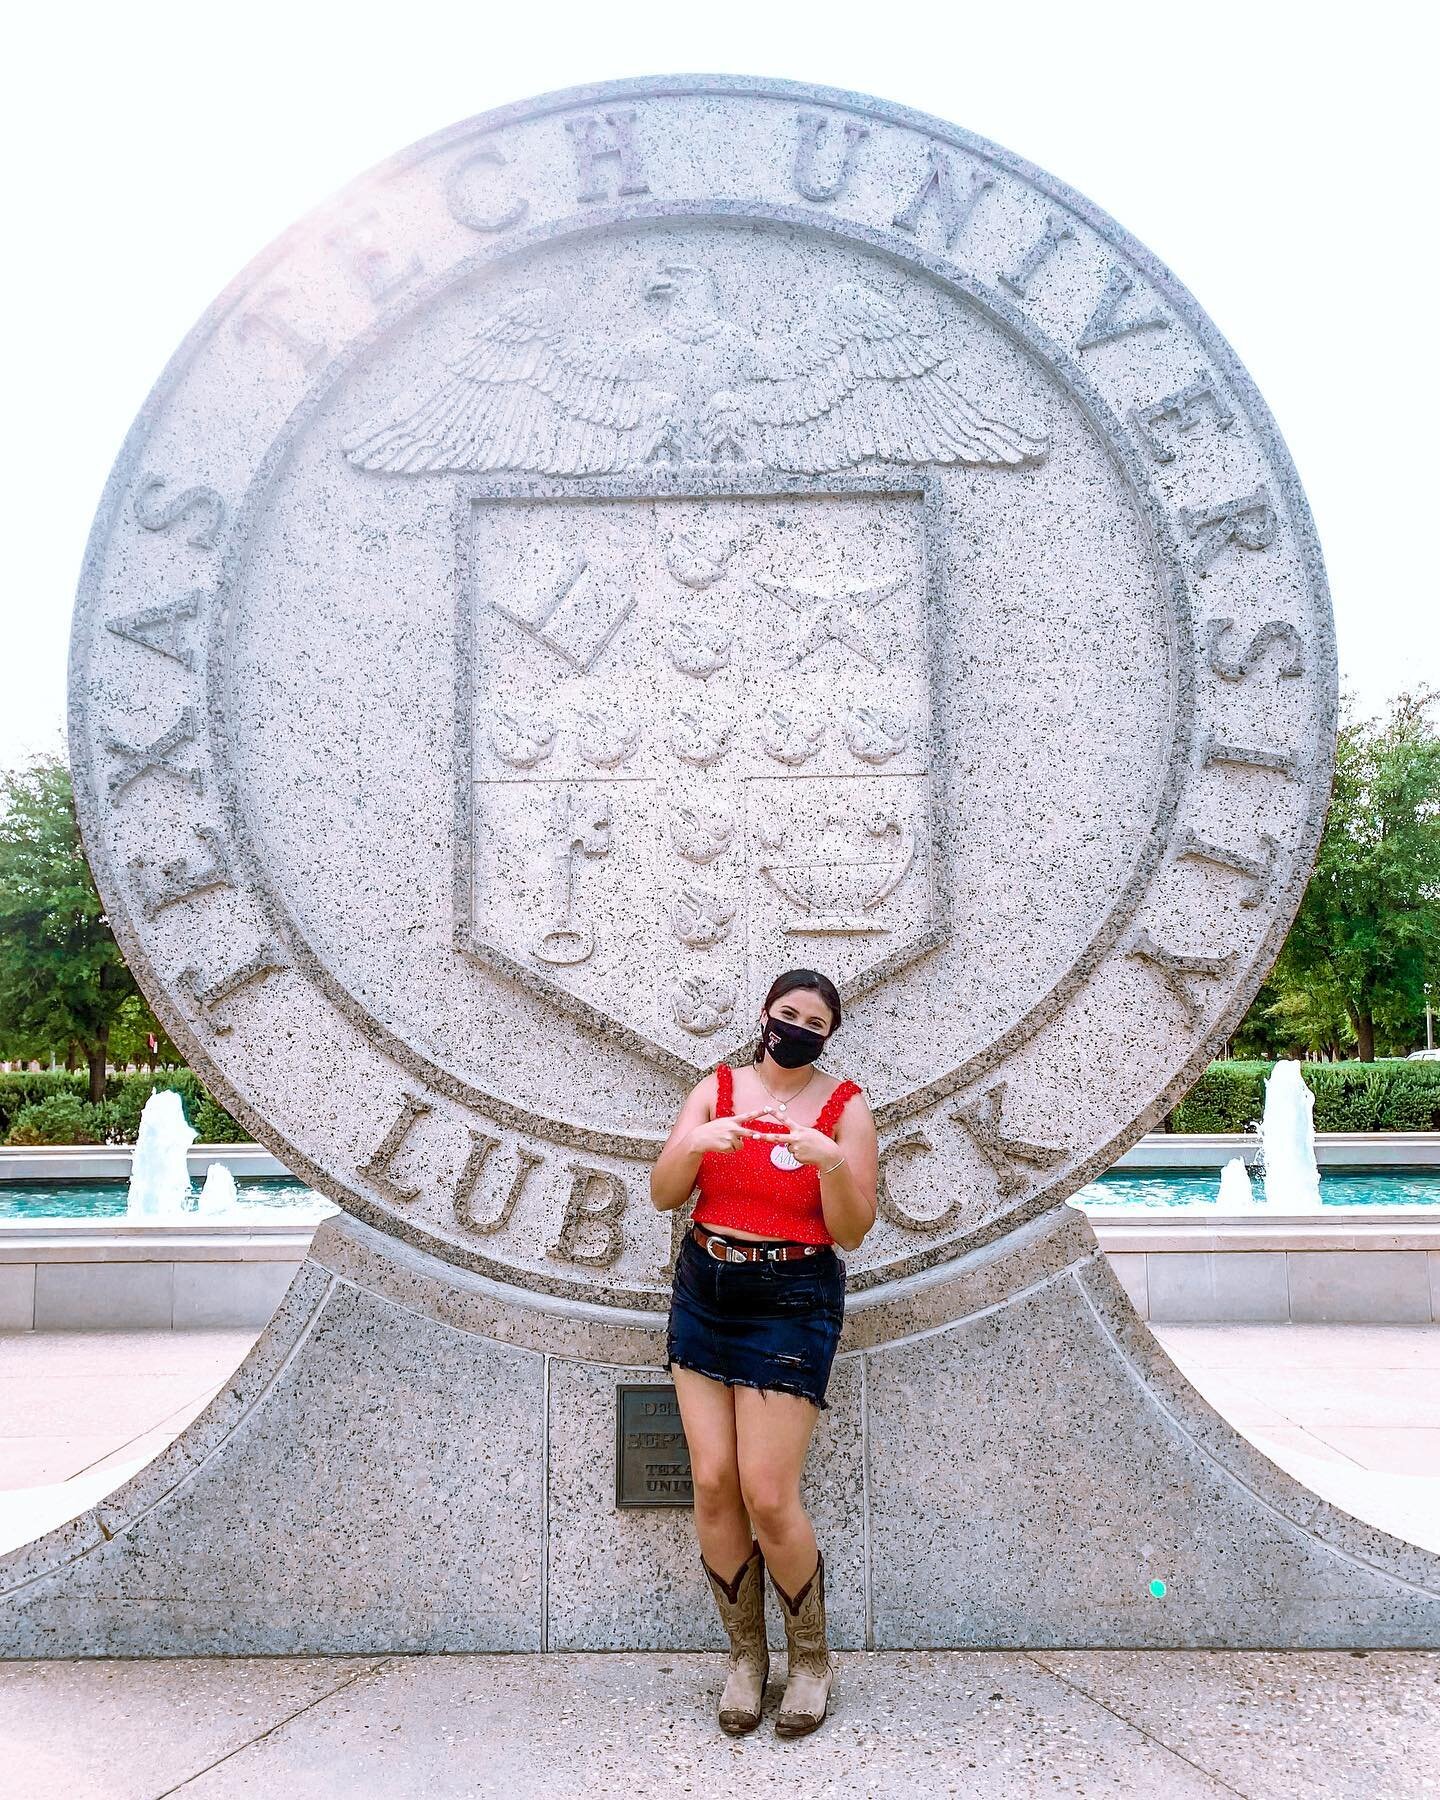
2, 1208, 1438, 1261
1, 1208, 1436, 1329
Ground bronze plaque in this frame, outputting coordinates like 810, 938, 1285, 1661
615, 1383, 693, 1507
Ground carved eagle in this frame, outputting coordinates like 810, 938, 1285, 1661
342, 264, 1049, 477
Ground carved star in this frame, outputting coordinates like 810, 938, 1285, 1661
757, 575, 900, 669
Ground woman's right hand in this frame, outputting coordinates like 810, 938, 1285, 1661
685, 1109, 786, 1156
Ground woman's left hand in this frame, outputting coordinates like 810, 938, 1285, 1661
735, 1120, 839, 1169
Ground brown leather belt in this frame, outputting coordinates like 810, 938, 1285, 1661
690, 1221, 826, 1263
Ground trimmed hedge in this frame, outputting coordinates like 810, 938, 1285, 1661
5, 1093, 106, 1146
4, 1059, 1436, 1145
0, 1070, 93, 1138
1171, 1059, 1440, 1134
0, 1068, 244, 1146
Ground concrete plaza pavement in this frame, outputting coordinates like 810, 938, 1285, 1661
2, 1643, 1438, 1798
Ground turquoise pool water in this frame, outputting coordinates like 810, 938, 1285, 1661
0, 1167, 1435, 1220
1074, 1168, 1439, 1209
0, 1177, 337, 1222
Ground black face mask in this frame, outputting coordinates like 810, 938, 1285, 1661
761, 1012, 829, 1069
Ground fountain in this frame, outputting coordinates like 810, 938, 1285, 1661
124, 1089, 197, 1218
1254, 1059, 1324, 1211
1206, 1059, 1326, 1212
122, 1086, 336, 1221
1214, 1156, 1260, 1213
196, 1160, 240, 1216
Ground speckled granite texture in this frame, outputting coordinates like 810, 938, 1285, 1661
25, 75, 1437, 1653
2, 1209, 1437, 1654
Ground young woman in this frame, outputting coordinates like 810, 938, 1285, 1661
648, 967, 878, 1738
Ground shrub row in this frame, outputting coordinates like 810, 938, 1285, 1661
5, 1059, 1437, 1147
1170, 1059, 1440, 1134
0, 1070, 245, 1146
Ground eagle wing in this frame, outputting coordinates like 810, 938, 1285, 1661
710, 282, 1049, 474
341, 294, 669, 476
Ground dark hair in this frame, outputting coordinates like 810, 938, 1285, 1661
752, 968, 843, 1064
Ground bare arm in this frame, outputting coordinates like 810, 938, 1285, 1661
648, 1075, 714, 1213
819, 1092, 879, 1252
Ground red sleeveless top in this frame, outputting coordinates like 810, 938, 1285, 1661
691, 1063, 863, 1246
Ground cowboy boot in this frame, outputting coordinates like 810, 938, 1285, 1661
769, 1547, 837, 1737
700, 1539, 770, 1734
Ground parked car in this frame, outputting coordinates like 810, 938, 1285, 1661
1406, 1048, 1440, 1060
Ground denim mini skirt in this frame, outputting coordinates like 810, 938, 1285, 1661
663, 1225, 847, 1412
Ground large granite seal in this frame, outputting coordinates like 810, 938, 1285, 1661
19, 78, 1435, 1658
67, 77, 1333, 1330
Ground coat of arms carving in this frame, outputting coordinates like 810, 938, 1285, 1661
343, 263, 1048, 1073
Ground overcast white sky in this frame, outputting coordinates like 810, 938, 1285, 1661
4, 1, 1435, 770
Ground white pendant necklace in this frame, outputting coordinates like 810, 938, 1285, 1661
756, 1065, 815, 1171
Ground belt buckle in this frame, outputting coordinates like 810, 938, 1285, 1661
704, 1231, 740, 1263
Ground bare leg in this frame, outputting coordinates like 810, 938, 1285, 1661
734, 1386, 823, 1595
671, 1365, 754, 1577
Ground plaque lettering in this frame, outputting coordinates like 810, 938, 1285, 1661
174, 942, 288, 1037
453, 1131, 541, 1235
891, 145, 993, 250
104, 705, 203, 799
1174, 827, 1280, 909
105, 592, 201, 670
1129, 378, 1236, 463
616, 1385, 692, 1507
357, 1091, 433, 1203
127, 823, 234, 919
547, 1164, 627, 1266
1125, 926, 1236, 1025
132, 476, 225, 549
1182, 490, 1279, 573
793, 110, 869, 203
325, 208, 424, 305
233, 290, 326, 371
999, 214, 1075, 299
1204, 616, 1304, 681
1077, 265, 1170, 351
950, 1080, 1066, 1198
445, 143, 529, 234
564, 110, 650, 203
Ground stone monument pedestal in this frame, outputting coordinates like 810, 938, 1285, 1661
4, 1206, 1437, 1655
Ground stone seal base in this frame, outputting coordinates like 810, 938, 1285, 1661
2, 1208, 1438, 1655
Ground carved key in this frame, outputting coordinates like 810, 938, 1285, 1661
530, 785, 611, 965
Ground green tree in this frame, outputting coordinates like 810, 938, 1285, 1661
0, 754, 145, 1101
108, 991, 184, 1071
1269, 686, 1440, 1061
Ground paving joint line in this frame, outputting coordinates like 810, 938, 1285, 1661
1020, 1651, 1255, 1799
152, 1656, 396, 1797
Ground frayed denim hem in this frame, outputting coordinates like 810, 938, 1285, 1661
664, 1355, 829, 1412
